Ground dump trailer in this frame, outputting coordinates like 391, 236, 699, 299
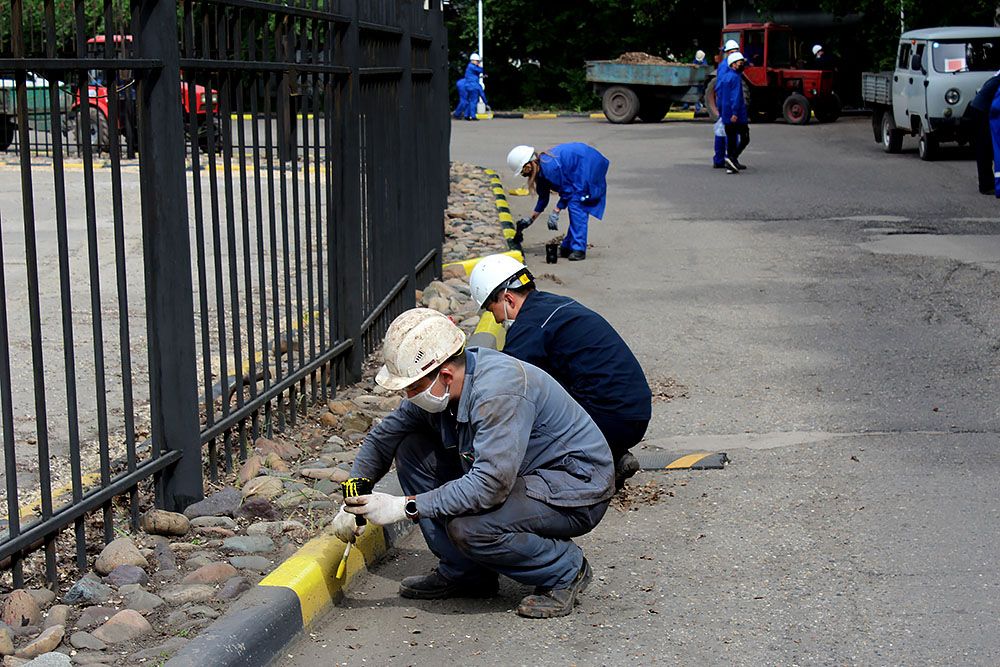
586, 60, 709, 124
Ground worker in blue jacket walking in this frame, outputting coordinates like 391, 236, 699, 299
712, 39, 741, 168
459, 53, 487, 121
332, 308, 613, 618
470, 254, 652, 489
506, 143, 610, 261
717, 51, 750, 173
991, 82, 1000, 197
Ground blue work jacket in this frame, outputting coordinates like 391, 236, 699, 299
463, 62, 483, 85
350, 348, 614, 519
533, 143, 609, 220
503, 291, 652, 423
716, 66, 747, 124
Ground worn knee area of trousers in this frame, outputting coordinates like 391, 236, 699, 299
445, 515, 501, 554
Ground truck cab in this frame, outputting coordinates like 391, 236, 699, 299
887, 27, 1000, 158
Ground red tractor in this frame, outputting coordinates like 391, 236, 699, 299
706, 22, 841, 125
72, 35, 220, 153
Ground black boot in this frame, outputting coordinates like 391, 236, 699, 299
568, 250, 586, 261
558, 245, 571, 258
399, 568, 499, 600
516, 558, 592, 618
614, 452, 640, 491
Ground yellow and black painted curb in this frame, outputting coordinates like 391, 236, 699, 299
636, 451, 729, 471
482, 168, 522, 252
475, 110, 700, 121
166, 474, 414, 667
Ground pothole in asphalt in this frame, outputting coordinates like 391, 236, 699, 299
859, 233, 1000, 268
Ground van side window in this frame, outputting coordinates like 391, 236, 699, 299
898, 43, 911, 69
913, 43, 926, 70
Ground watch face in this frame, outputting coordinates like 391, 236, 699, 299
405, 500, 418, 518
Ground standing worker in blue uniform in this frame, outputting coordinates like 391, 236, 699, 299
469, 254, 652, 489
460, 53, 488, 121
506, 143, 610, 261
332, 308, 613, 618
990, 81, 1000, 197
712, 39, 741, 169
718, 51, 749, 173
969, 71, 1000, 194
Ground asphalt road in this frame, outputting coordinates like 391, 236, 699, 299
285, 115, 1000, 666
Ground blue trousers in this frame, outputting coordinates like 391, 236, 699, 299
453, 80, 469, 118
461, 83, 482, 119
990, 95, 1000, 197
395, 432, 608, 589
713, 135, 726, 167
560, 200, 592, 253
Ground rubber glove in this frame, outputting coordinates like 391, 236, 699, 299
547, 210, 560, 231
332, 504, 365, 543
344, 492, 407, 525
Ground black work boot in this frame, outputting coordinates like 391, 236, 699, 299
614, 452, 641, 491
516, 558, 592, 618
568, 250, 586, 261
399, 568, 499, 600
558, 245, 571, 258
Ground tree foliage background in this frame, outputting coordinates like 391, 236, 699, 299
446, 0, 998, 110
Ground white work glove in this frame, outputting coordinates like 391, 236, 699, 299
547, 210, 560, 231
332, 504, 365, 543
344, 492, 407, 526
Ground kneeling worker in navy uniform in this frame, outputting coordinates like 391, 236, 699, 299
333, 308, 613, 618
470, 254, 652, 489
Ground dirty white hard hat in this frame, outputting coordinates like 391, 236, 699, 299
727, 51, 746, 66
375, 308, 465, 391
507, 145, 536, 175
470, 52, 481, 62
724, 39, 740, 52
469, 254, 532, 308
695, 49, 706, 61
812, 44, 823, 56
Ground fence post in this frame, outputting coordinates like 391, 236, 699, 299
334, 0, 364, 383
135, 0, 203, 511
398, 1, 417, 296
430, 0, 449, 261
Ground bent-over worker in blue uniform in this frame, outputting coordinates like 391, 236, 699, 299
507, 142, 610, 261
458, 53, 487, 121
332, 308, 613, 618
470, 254, 652, 489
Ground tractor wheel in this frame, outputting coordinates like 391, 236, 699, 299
881, 112, 903, 153
76, 106, 110, 153
602, 86, 639, 124
637, 96, 669, 123
0, 117, 14, 152
918, 126, 938, 161
704, 77, 719, 120
814, 93, 841, 123
782, 93, 811, 125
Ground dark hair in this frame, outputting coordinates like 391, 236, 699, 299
485, 281, 535, 307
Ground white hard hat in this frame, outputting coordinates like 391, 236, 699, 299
375, 308, 465, 391
470, 52, 481, 61
507, 145, 536, 175
812, 44, 823, 56
727, 51, 745, 66
724, 39, 740, 52
695, 50, 706, 61
469, 254, 532, 308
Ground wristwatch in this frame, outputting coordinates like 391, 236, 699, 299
404, 496, 419, 522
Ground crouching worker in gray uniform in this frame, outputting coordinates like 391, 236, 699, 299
332, 308, 613, 618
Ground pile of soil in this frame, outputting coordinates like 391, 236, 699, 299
613, 52, 669, 65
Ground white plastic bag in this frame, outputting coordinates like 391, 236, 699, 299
713, 118, 726, 138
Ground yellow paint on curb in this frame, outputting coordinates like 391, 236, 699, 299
523, 113, 557, 119
18, 472, 103, 521
442, 249, 524, 277
664, 452, 713, 470
259, 525, 387, 626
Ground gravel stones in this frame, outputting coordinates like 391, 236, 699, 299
217, 577, 251, 601
121, 588, 164, 613
183, 487, 242, 519
94, 538, 146, 576
62, 576, 111, 606
68, 632, 105, 651
238, 456, 263, 485
15, 625, 63, 659
241, 476, 284, 501
91, 610, 152, 644
0, 626, 13, 655
299, 468, 349, 482
104, 565, 148, 587
221, 535, 274, 554
129, 637, 188, 663
159, 585, 216, 605
181, 562, 238, 585
246, 520, 304, 537
235, 497, 279, 522
20, 653, 71, 666
73, 607, 115, 632
40, 607, 68, 631
228, 556, 271, 572
189, 516, 236, 529
150, 537, 177, 573
1, 592, 41, 628
140, 510, 191, 537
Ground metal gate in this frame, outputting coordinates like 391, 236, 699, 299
0, 0, 448, 587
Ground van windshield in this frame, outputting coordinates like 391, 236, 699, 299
931, 39, 1000, 73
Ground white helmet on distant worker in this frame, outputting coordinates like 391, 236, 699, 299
727, 51, 746, 66
695, 49, 706, 61
470, 52, 481, 62
724, 39, 740, 52
375, 308, 465, 391
812, 44, 823, 56
507, 145, 536, 175
469, 254, 533, 308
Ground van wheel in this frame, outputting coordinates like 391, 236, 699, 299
918, 127, 937, 161
881, 113, 903, 153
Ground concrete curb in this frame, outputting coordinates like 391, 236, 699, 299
165, 473, 414, 667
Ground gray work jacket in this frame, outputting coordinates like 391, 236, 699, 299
349, 347, 614, 519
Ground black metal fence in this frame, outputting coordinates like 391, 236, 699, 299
0, 0, 448, 587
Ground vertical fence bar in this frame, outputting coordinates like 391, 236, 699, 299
334, 0, 363, 382
135, 0, 202, 512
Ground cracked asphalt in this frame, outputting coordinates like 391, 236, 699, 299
280, 116, 1000, 666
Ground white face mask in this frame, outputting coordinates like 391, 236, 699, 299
501, 290, 515, 331
409, 373, 450, 413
